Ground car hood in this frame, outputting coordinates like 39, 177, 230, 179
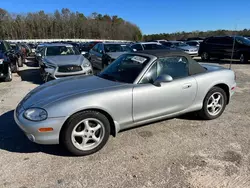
106, 52, 128, 59
44, 55, 84, 66
177, 46, 198, 51
20, 75, 124, 109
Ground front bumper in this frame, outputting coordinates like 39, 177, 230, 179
14, 107, 67, 145
45, 66, 93, 79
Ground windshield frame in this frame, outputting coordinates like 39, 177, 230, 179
45, 45, 81, 56
97, 53, 155, 84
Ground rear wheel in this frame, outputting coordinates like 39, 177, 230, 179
60, 111, 110, 156
4, 65, 12, 82
198, 87, 227, 120
201, 52, 210, 61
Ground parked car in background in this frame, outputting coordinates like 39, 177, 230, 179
28, 43, 37, 54
131, 42, 170, 52
0, 51, 12, 82
0, 40, 19, 73
79, 41, 102, 56
185, 40, 202, 48
20, 43, 32, 57
198, 36, 250, 63
37, 43, 93, 82
162, 41, 198, 57
10, 43, 25, 67
14, 49, 236, 156
89, 43, 133, 69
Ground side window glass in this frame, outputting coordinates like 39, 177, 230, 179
157, 56, 189, 79
132, 44, 143, 51
140, 63, 157, 84
92, 44, 99, 51
97, 44, 103, 53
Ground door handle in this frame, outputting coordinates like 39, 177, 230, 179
182, 83, 192, 89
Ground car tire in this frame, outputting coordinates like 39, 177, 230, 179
4, 65, 12, 82
201, 52, 210, 61
18, 56, 23, 67
198, 86, 227, 120
60, 110, 110, 156
239, 53, 248, 64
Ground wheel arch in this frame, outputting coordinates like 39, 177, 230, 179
210, 83, 230, 104
59, 108, 118, 142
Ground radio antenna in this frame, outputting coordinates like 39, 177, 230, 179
229, 22, 238, 69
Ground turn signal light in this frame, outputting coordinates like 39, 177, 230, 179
38, 127, 53, 132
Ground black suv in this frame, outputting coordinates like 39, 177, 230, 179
0, 40, 19, 82
198, 36, 250, 63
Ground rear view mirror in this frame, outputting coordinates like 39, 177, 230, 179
153, 74, 173, 86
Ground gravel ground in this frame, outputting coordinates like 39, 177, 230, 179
0, 58, 250, 188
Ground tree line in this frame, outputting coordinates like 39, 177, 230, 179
144, 29, 250, 41
0, 8, 142, 41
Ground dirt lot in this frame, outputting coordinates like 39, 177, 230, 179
0, 58, 250, 188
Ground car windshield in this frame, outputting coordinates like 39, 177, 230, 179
98, 54, 150, 83
104, 44, 132, 52
235, 36, 250, 46
46, 46, 80, 56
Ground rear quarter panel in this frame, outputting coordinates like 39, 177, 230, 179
192, 69, 236, 109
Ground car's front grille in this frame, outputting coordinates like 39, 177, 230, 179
56, 73, 86, 78
58, 65, 82, 73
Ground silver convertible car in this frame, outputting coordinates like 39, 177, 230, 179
14, 50, 236, 156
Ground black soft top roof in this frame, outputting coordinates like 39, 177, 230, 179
134, 49, 206, 76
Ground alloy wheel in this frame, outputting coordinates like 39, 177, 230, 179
71, 118, 105, 151
206, 92, 224, 116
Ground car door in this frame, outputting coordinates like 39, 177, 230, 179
221, 37, 234, 58
133, 56, 197, 122
89, 44, 99, 67
95, 44, 104, 69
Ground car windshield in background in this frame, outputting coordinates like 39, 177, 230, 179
143, 44, 167, 50
104, 44, 132, 52
46, 46, 80, 56
236, 36, 250, 46
98, 54, 150, 83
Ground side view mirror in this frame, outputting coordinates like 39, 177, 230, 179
153, 74, 173, 86
99, 50, 103, 54
133, 49, 137, 52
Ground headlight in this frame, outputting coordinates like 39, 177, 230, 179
0, 59, 3, 65
23, 108, 48, 121
83, 62, 91, 67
